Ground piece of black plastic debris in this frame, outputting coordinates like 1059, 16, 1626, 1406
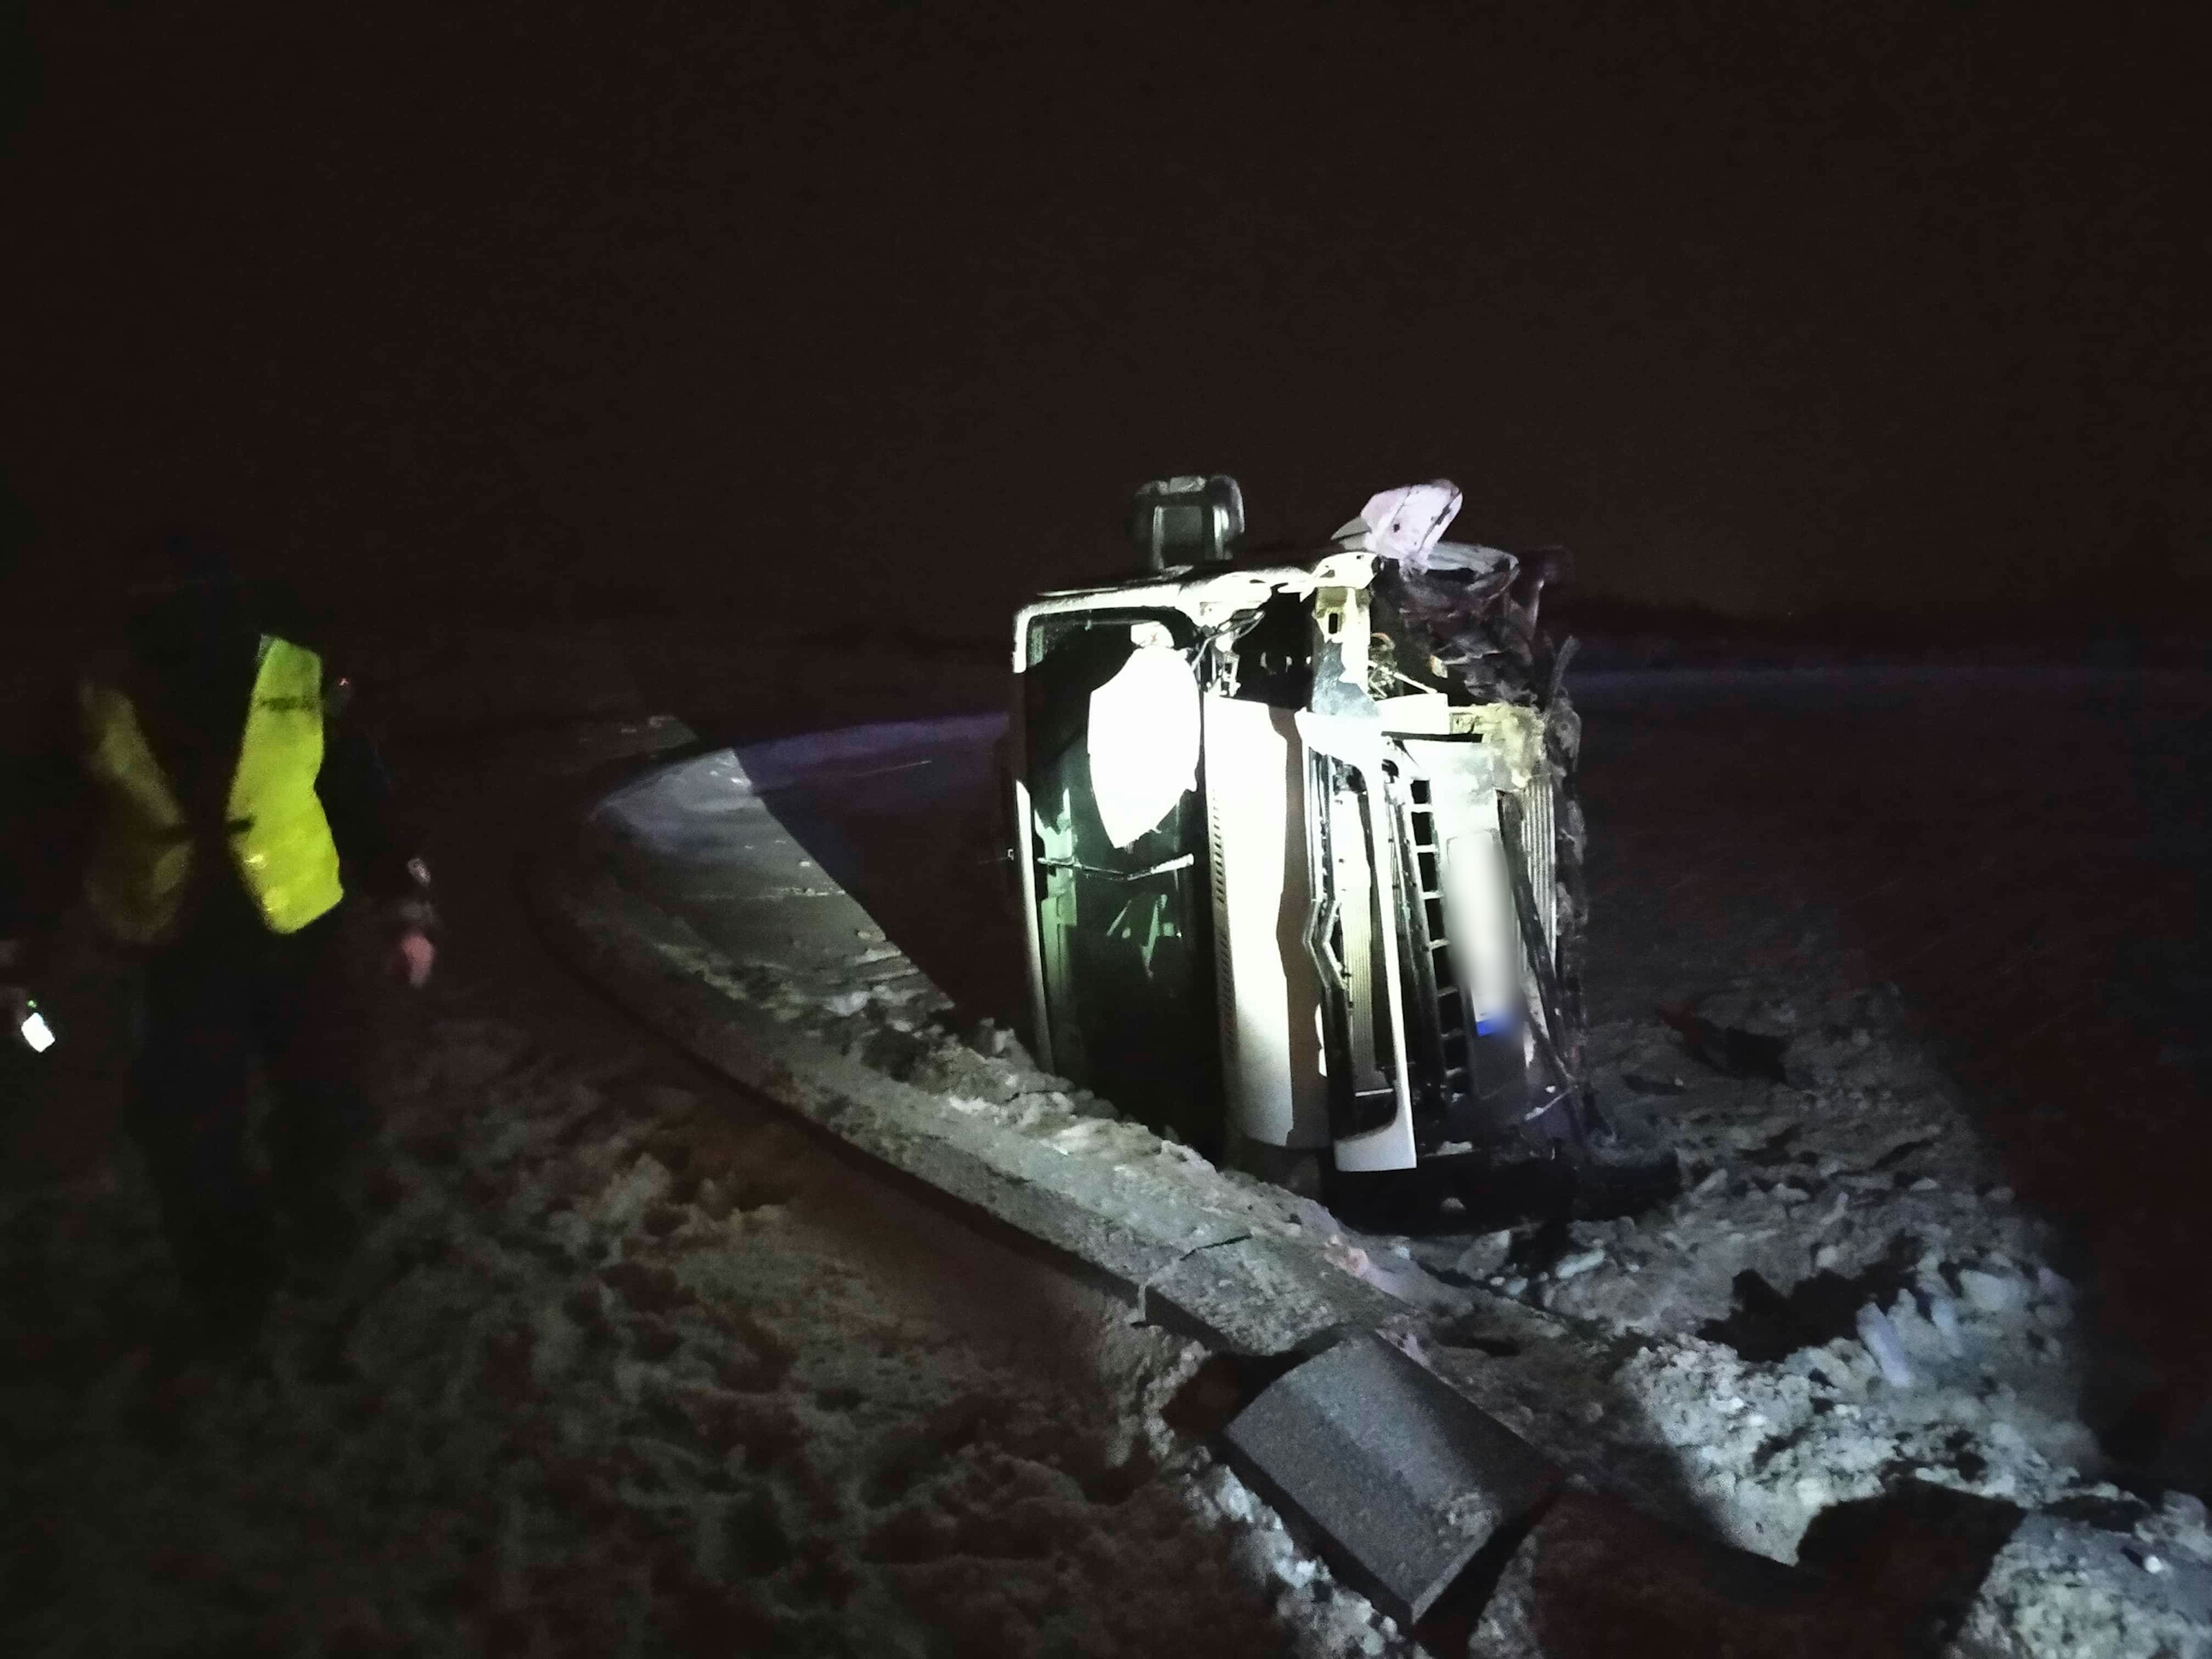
1656, 1003, 1791, 1082
1220, 1331, 1561, 1625
1698, 1240, 1919, 1363
1621, 1071, 1689, 1096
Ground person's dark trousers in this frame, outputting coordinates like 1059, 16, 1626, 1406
126, 896, 374, 1336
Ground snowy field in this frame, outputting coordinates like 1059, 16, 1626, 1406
5, 624, 2211, 1656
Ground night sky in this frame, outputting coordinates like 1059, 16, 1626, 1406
3, 2, 2204, 636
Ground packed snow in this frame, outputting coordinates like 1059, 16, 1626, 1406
6, 622, 2209, 1656
571, 696, 2212, 1654
0, 946, 1419, 1657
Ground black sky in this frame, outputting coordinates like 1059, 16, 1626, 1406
3, 1, 2205, 636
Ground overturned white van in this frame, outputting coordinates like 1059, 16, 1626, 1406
1007, 477, 1604, 1205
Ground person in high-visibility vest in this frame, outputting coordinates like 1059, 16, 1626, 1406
0, 536, 436, 1347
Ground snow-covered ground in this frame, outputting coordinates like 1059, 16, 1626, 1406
2, 1005, 1419, 1657
0, 705, 1414, 1659
5, 627, 2210, 1657
1414, 982, 2106, 1542
561, 679, 2212, 1654
587, 793, 2212, 1651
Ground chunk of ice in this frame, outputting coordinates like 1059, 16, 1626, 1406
1553, 1247, 1606, 1281
1959, 1268, 2028, 1316
1454, 1230, 1515, 1280
1929, 1294, 1964, 1354
1856, 1302, 1914, 1387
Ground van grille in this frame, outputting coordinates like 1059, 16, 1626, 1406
1404, 777, 1469, 1109
1407, 776, 1556, 1124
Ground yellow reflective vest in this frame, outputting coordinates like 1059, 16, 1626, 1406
79, 635, 345, 944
